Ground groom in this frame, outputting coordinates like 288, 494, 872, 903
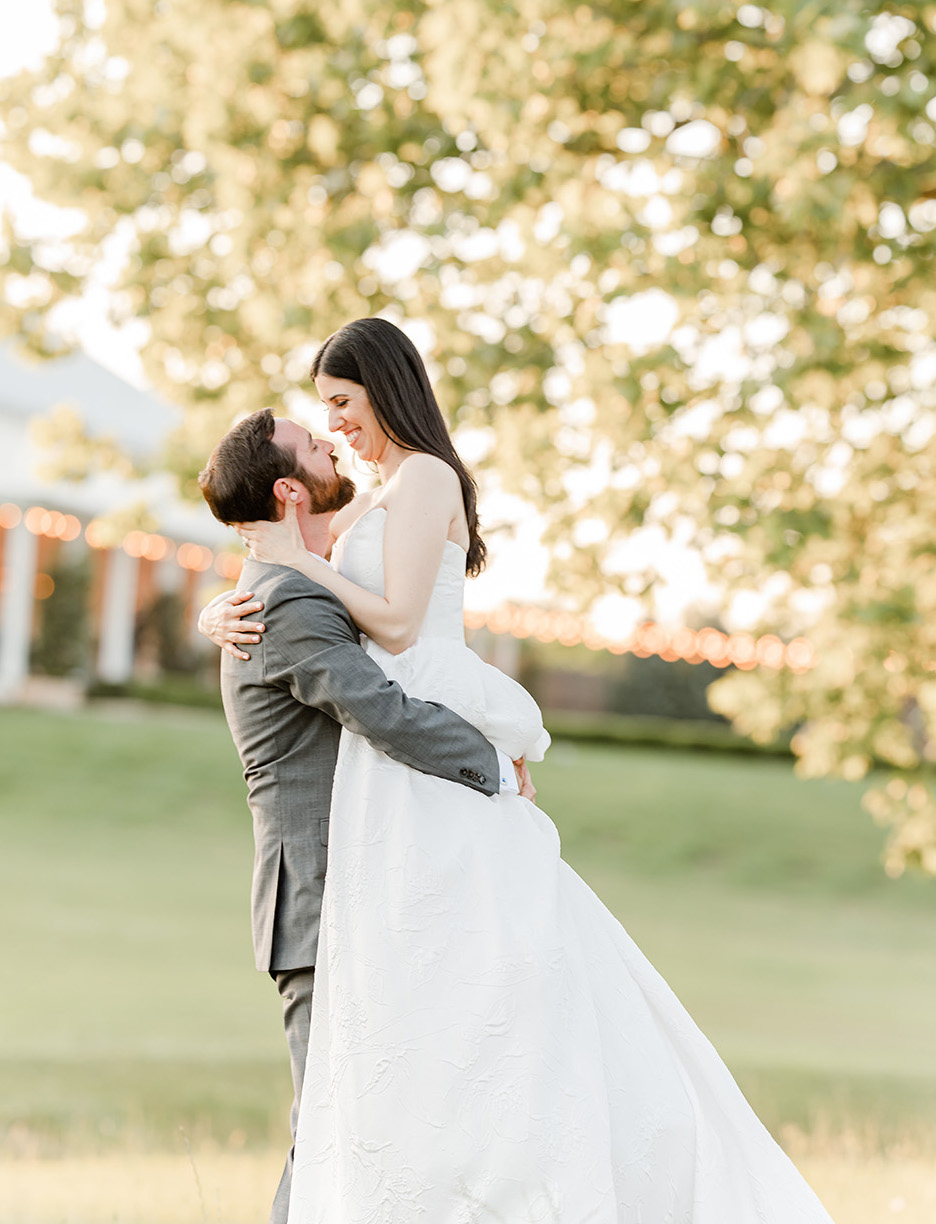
198, 409, 523, 1224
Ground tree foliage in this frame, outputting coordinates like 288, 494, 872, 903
3, 0, 936, 870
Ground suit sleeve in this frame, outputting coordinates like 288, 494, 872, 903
262, 575, 500, 796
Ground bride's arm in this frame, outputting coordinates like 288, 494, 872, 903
198, 589, 266, 659
240, 455, 463, 655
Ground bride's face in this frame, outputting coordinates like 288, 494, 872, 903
316, 373, 388, 464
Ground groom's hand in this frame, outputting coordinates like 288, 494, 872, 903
514, 758, 536, 803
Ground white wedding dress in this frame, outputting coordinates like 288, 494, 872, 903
287, 506, 835, 1224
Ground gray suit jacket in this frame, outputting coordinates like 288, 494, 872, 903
220, 559, 500, 972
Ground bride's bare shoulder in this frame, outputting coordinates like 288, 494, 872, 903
383, 455, 464, 543
391, 453, 460, 498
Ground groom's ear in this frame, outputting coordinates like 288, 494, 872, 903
272, 478, 301, 506
271, 478, 299, 519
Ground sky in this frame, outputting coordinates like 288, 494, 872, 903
0, 1, 730, 632
0, 1, 58, 78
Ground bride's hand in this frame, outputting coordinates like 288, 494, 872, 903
514, 758, 536, 804
238, 498, 308, 568
197, 590, 266, 661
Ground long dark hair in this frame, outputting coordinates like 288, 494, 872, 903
311, 317, 487, 576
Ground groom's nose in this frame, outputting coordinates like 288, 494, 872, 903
315, 439, 335, 455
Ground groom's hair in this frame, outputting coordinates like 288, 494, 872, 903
198, 409, 297, 524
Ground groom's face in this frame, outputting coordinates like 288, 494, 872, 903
273, 419, 355, 515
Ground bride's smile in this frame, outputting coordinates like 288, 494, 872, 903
316, 371, 402, 471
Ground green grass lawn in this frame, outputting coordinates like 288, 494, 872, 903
2, 704, 935, 1155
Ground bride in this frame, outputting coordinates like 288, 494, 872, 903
206, 317, 835, 1222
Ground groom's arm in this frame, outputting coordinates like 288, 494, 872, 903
260, 574, 503, 796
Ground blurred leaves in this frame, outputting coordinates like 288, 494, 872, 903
3, 0, 936, 869
30, 402, 137, 482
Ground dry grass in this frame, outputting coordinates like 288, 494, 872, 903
0, 1147, 282, 1224
785, 1127, 936, 1224
2, 1135, 935, 1224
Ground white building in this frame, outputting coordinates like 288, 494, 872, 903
0, 342, 237, 701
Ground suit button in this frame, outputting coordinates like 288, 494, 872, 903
478, 775, 486, 785
460, 768, 470, 778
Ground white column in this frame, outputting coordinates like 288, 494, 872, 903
0, 521, 39, 701
97, 547, 140, 684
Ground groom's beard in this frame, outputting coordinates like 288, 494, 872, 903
297, 460, 356, 514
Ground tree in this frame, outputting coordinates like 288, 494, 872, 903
3, 0, 936, 871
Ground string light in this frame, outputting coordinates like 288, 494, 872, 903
177, 542, 214, 572
1, 502, 817, 672
19, 506, 82, 541
465, 604, 817, 672
214, 553, 244, 580
24, 507, 54, 535
85, 520, 113, 549
122, 531, 172, 561
34, 573, 55, 600
2, 504, 212, 577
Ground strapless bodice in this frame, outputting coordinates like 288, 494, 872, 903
332, 506, 467, 642
330, 504, 550, 762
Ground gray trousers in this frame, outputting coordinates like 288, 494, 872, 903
269, 965, 316, 1224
